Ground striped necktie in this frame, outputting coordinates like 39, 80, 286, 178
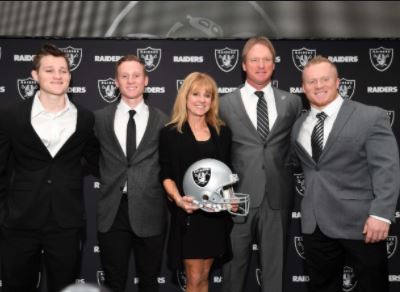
255, 91, 269, 141
311, 111, 327, 162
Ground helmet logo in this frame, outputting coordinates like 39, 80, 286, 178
192, 168, 211, 187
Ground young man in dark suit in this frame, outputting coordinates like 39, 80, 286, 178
291, 56, 400, 292
0, 43, 98, 292
94, 55, 168, 292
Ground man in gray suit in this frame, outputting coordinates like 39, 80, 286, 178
220, 36, 303, 292
291, 55, 400, 292
94, 55, 168, 292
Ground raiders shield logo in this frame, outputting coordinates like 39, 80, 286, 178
369, 47, 393, 72
292, 48, 316, 71
17, 77, 38, 100
339, 78, 356, 99
294, 236, 306, 259
294, 173, 305, 196
192, 168, 211, 187
387, 110, 395, 127
98, 78, 120, 103
343, 266, 357, 292
176, 79, 184, 91
255, 268, 262, 287
97, 270, 106, 286
215, 47, 239, 72
60, 46, 83, 71
176, 270, 187, 292
137, 47, 162, 72
272, 79, 279, 88
387, 235, 398, 259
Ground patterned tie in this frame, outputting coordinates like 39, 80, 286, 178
126, 110, 136, 160
255, 91, 269, 141
311, 112, 327, 162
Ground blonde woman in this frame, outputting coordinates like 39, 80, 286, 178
159, 72, 232, 292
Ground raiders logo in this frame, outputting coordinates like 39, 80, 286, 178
176, 270, 187, 292
294, 173, 305, 196
292, 48, 316, 71
215, 47, 239, 72
272, 79, 279, 88
387, 235, 398, 259
343, 266, 357, 292
192, 168, 211, 187
98, 78, 120, 103
255, 268, 262, 287
369, 47, 393, 72
137, 47, 162, 72
60, 46, 83, 71
96, 270, 106, 286
387, 110, 395, 127
176, 79, 184, 91
339, 78, 356, 99
294, 236, 306, 259
17, 77, 38, 100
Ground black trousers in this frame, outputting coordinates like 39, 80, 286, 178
0, 220, 81, 292
98, 195, 164, 292
303, 226, 388, 292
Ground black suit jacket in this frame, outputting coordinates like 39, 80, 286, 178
0, 98, 98, 229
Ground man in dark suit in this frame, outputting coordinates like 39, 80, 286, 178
291, 55, 400, 292
0, 43, 98, 292
220, 36, 302, 292
94, 55, 167, 292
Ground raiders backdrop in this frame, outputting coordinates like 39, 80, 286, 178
0, 38, 399, 292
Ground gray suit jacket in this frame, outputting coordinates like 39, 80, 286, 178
291, 99, 400, 240
94, 103, 168, 236
220, 86, 302, 211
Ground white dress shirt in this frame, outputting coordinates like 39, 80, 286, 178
114, 98, 149, 193
297, 95, 390, 224
240, 81, 277, 132
31, 91, 77, 157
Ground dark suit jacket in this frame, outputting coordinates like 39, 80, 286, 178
291, 99, 400, 239
94, 103, 168, 236
220, 86, 302, 210
0, 98, 98, 229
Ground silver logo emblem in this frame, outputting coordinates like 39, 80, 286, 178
176, 79, 184, 91
339, 78, 356, 99
60, 46, 83, 71
387, 235, 398, 259
294, 236, 306, 259
17, 77, 38, 100
387, 110, 395, 127
193, 168, 211, 187
292, 48, 316, 71
215, 47, 239, 72
96, 270, 106, 286
176, 270, 187, 292
98, 78, 120, 103
369, 47, 393, 72
294, 173, 305, 196
343, 266, 357, 292
137, 47, 162, 72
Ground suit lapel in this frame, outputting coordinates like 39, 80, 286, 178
320, 100, 355, 159
266, 88, 285, 142
106, 104, 126, 159
133, 106, 157, 156
294, 112, 315, 164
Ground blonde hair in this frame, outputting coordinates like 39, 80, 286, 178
242, 36, 276, 62
168, 72, 224, 134
302, 55, 338, 79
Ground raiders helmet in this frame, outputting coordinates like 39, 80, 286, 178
183, 158, 249, 216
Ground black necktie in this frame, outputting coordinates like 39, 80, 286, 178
126, 110, 136, 160
255, 91, 269, 141
311, 112, 327, 162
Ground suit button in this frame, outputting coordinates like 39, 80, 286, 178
47, 179, 52, 184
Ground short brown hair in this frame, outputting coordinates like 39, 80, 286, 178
242, 36, 276, 63
32, 43, 70, 71
115, 54, 147, 78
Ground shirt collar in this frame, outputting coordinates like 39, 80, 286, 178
243, 81, 273, 98
118, 98, 146, 116
31, 90, 72, 118
310, 95, 343, 119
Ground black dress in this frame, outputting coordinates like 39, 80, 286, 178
159, 122, 233, 269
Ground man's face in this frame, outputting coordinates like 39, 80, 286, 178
242, 43, 275, 90
302, 62, 340, 109
115, 60, 148, 102
31, 55, 71, 97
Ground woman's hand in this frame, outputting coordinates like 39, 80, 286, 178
176, 195, 199, 214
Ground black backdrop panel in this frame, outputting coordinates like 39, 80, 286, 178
0, 38, 399, 292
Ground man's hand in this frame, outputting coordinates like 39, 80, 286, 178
363, 216, 390, 243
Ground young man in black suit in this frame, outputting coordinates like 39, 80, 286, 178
0, 43, 98, 292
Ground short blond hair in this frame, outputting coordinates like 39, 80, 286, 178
242, 36, 276, 63
302, 55, 338, 80
168, 72, 224, 134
